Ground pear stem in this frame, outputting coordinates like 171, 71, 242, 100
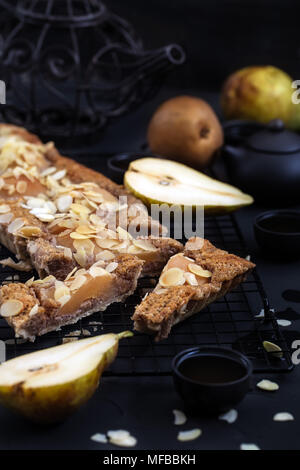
117, 330, 134, 340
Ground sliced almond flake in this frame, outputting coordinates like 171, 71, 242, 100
29, 304, 39, 317
263, 340, 283, 358
154, 287, 168, 295
240, 443, 260, 450
115, 240, 130, 253
177, 429, 202, 442
52, 169, 66, 180
89, 265, 110, 278
16, 180, 27, 194
127, 245, 144, 254
105, 261, 118, 273
0, 299, 24, 317
18, 226, 42, 238
63, 247, 73, 259
100, 201, 120, 212
256, 379, 279, 391
96, 250, 115, 261
0, 204, 10, 213
76, 224, 96, 235
188, 263, 212, 278
25, 276, 35, 286
277, 319, 291, 327
159, 267, 185, 287
69, 274, 87, 291
44, 201, 57, 215
184, 272, 198, 286
34, 213, 55, 223
107, 430, 137, 448
90, 214, 106, 226
173, 409, 187, 425
56, 195, 72, 212
26, 197, 46, 209
73, 238, 95, 255
117, 225, 132, 240
54, 285, 71, 302
70, 203, 91, 216
73, 249, 87, 267
64, 267, 78, 281
90, 433, 108, 444
95, 238, 120, 249
273, 412, 294, 422
40, 166, 57, 177
8, 217, 25, 234
219, 409, 238, 424
82, 329, 91, 336
70, 232, 90, 240
0, 213, 13, 224
133, 239, 157, 251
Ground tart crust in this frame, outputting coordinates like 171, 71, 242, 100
132, 237, 255, 340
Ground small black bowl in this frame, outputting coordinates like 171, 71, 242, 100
172, 346, 252, 415
107, 152, 158, 184
254, 210, 300, 261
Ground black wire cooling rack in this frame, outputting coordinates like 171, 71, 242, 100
0, 212, 294, 374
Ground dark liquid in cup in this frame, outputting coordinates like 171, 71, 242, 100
178, 355, 247, 384
259, 215, 300, 234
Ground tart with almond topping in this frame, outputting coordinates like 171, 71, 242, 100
0, 124, 182, 280
132, 237, 255, 341
0, 254, 144, 341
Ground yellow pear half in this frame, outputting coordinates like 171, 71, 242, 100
124, 158, 253, 215
0, 331, 132, 423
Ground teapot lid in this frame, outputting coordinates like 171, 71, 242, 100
246, 119, 300, 154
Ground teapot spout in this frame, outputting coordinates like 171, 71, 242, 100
223, 144, 244, 160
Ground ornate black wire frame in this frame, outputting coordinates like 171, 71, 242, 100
0, 0, 185, 136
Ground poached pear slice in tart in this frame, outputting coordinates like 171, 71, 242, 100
124, 158, 253, 215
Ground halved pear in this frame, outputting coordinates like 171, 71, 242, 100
0, 331, 131, 423
124, 158, 253, 214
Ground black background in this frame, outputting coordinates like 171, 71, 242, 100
0, 0, 300, 452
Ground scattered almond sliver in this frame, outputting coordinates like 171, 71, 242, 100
69, 274, 87, 291
0, 212, 13, 224
188, 263, 212, 278
273, 412, 294, 422
159, 267, 185, 287
173, 409, 187, 425
184, 272, 198, 286
0, 299, 24, 317
240, 443, 260, 450
91, 433, 108, 444
106, 262, 118, 273
29, 304, 39, 317
89, 265, 110, 278
177, 428, 202, 442
18, 226, 42, 238
256, 379, 279, 391
133, 239, 157, 252
263, 340, 283, 358
219, 409, 238, 424
7, 217, 25, 234
107, 430, 137, 447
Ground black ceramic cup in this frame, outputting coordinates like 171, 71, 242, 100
254, 210, 300, 260
107, 152, 158, 184
172, 346, 253, 415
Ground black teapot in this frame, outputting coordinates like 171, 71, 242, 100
222, 119, 300, 204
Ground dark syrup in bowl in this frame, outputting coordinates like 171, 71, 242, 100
178, 355, 247, 384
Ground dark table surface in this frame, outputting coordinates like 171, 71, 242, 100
1, 89, 300, 451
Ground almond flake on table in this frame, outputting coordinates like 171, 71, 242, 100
240, 443, 260, 450
107, 430, 137, 447
177, 428, 202, 442
277, 319, 291, 327
273, 412, 294, 422
256, 379, 279, 391
90, 433, 108, 444
173, 409, 187, 425
218, 409, 238, 424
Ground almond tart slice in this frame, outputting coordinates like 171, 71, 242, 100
0, 254, 144, 341
132, 237, 255, 341
0, 123, 182, 280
